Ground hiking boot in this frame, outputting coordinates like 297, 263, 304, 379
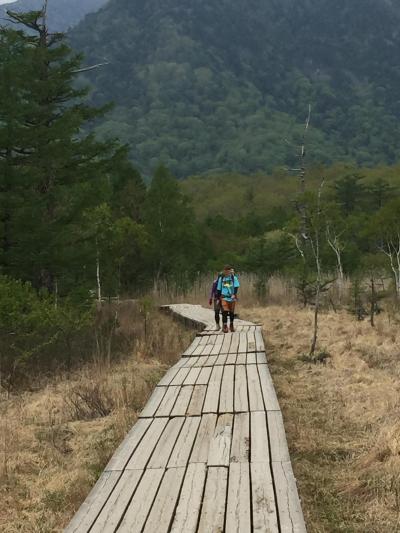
223, 324, 229, 333
230, 324, 235, 332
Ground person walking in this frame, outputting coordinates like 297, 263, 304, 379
217, 265, 240, 333
209, 272, 222, 330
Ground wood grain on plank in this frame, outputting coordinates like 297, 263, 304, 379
230, 412, 250, 463
187, 385, 207, 416
117, 468, 164, 532
246, 352, 256, 364
236, 353, 246, 365
197, 467, 228, 533
234, 364, 249, 413
229, 332, 240, 354
205, 354, 218, 366
268, 411, 291, 463
168, 416, 201, 468
155, 386, 181, 417
208, 413, 233, 467
170, 463, 207, 533
258, 364, 281, 411
251, 411, 270, 463
183, 366, 201, 385
105, 418, 152, 471
196, 366, 212, 385
140, 387, 167, 418
215, 352, 227, 366
125, 418, 169, 470
190, 413, 217, 463
148, 417, 185, 469
219, 365, 235, 413
170, 367, 191, 386
143, 467, 186, 533
251, 462, 279, 532
203, 365, 223, 413
247, 364, 265, 411
238, 331, 248, 353
255, 327, 265, 352
170, 386, 193, 417
247, 330, 256, 352
226, 352, 237, 365
90, 470, 142, 533
220, 332, 232, 354
272, 461, 307, 533
257, 351, 267, 364
225, 463, 251, 533
65, 471, 121, 533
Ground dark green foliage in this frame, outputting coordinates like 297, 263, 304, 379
70, 0, 400, 177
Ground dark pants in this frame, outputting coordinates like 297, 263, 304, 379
221, 300, 235, 325
213, 299, 221, 324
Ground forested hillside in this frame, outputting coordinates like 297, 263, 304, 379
70, 0, 400, 177
1, 0, 108, 31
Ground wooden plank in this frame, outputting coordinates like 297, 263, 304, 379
247, 330, 257, 352
183, 356, 199, 368
268, 411, 291, 463
126, 418, 169, 470
158, 366, 180, 387
140, 387, 167, 418
229, 332, 240, 354
203, 365, 223, 413
184, 366, 201, 385
246, 352, 256, 364
226, 352, 237, 365
251, 462, 279, 532
215, 352, 227, 366
220, 332, 232, 354
170, 367, 191, 386
247, 365, 265, 412
143, 467, 186, 533
210, 335, 223, 355
205, 354, 218, 367
238, 331, 247, 353
258, 364, 281, 411
225, 463, 251, 533
234, 365, 249, 413
148, 417, 185, 469
208, 413, 233, 467
118, 469, 164, 532
105, 418, 152, 471
230, 412, 250, 463
219, 365, 235, 413
196, 366, 212, 385
187, 385, 207, 416
199, 334, 210, 345
170, 463, 207, 533
170, 386, 193, 417
255, 327, 265, 352
236, 353, 246, 365
90, 470, 142, 533
251, 411, 270, 463
197, 467, 228, 533
168, 416, 201, 468
201, 343, 214, 356
190, 413, 217, 463
257, 351, 267, 364
183, 336, 201, 356
155, 386, 181, 417
192, 343, 205, 356
272, 461, 307, 533
64, 471, 121, 533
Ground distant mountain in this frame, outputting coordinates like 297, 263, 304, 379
1, 0, 109, 31
70, 0, 400, 177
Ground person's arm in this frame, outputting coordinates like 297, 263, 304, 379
216, 276, 222, 298
209, 281, 217, 305
234, 276, 240, 295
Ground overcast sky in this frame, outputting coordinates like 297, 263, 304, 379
0, 0, 16, 4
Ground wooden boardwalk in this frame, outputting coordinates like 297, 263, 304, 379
66, 304, 306, 533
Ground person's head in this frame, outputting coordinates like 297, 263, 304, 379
230, 267, 235, 275
223, 264, 232, 276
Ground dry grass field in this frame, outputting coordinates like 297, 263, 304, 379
241, 305, 400, 533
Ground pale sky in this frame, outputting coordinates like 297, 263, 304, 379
0, 0, 17, 4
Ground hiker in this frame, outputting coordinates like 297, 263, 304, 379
217, 265, 240, 333
209, 272, 222, 330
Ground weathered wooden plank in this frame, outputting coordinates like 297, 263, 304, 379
197, 467, 228, 533
205, 354, 218, 367
234, 364, 249, 413
251, 411, 270, 463
258, 364, 281, 411
203, 365, 223, 413
158, 366, 180, 387
255, 327, 265, 352
201, 343, 214, 356
168, 416, 201, 468
170, 463, 207, 533
148, 417, 185, 469
210, 335, 223, 355
170, 386, 193, 417
187, 385, 207, 416
225, 463, 251, 533
105, 418, 152, 471
247, 365, 265, 412
220, 332, 232, 354
90, 470, 142, 533
65, 471, 121, 533
230, 412, 250, 463
215, 352, 227, 366
247, 330, 257, 352
140, 387, 167, 418
170, 367, 191, 386
182, 356, 199, 368
208, 413, 234, 467
183, 336, 201, 356
118, 469, 164, 532
192, 343, 206, 356
143, 467, 186, 533
196, 366, 212, 385
199, 334, 210, 345
183, 366, 201, 385
219, 365, 235, 413
238, 331, 247, 353
226, 352, 237, 365
229, 332, 240, 354
126, 418, 169, 470
268, 411, 291, 463
155, 386, 181, 417
246, 352, 257, 365
236, 353, 246, 365
251, 462, 279, 532
272, 461, 307, 533
256, 351, 267, 364
190, 413, 217, 463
